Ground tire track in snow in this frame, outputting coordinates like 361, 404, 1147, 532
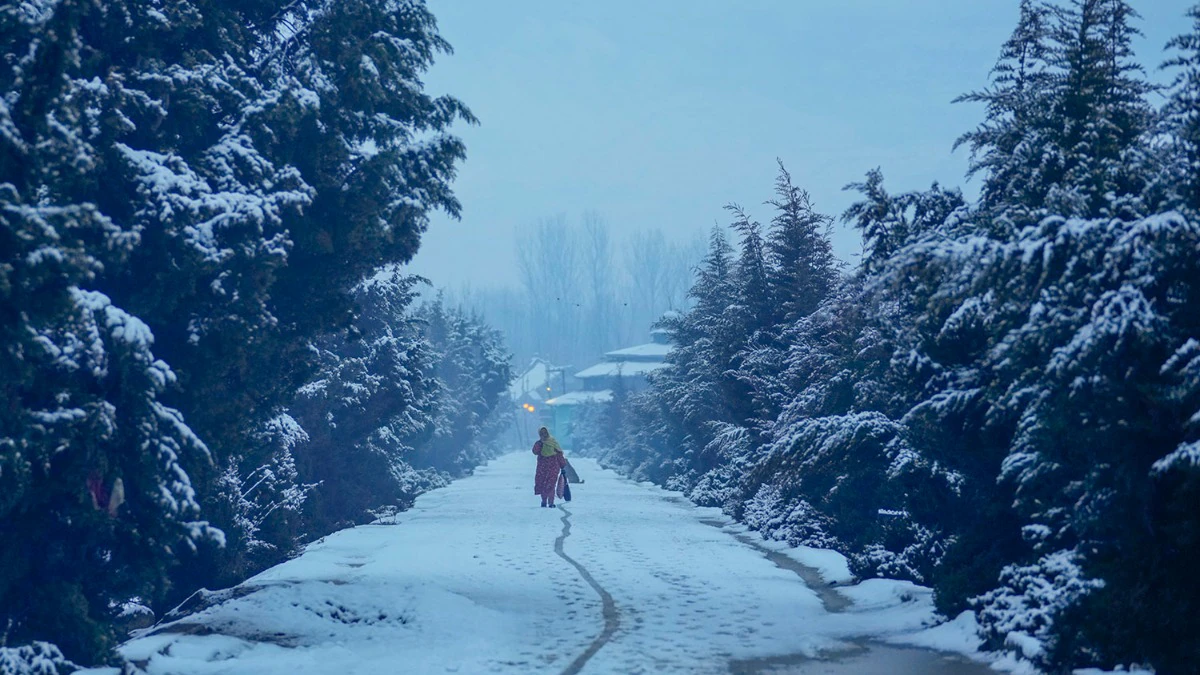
554, 506, 619, 675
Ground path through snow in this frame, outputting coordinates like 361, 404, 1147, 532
87, 452, 998, 674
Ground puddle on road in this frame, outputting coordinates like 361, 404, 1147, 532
729, 641, 994, 675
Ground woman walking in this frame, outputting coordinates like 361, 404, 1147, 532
532, 427, 567, 508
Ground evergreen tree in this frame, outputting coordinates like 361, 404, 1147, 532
275, 279, 513, 549
764, 160, 838, 325
686, 227, 738, 342
954, 0, 1055, 214
1163, 3, 1200, 210
218, 412, 314, 573
612, 228, 737, 485
952, 212, 1200, 672
956, 0, 1153, 219
1043, 0, 1154, 217
418, 295, 513, 475
290, 269, 438, 535
722, 206, 773, 430
662, 231, 737, 448
744, 281, 895, 548
0, 0, 223, 661
727, 205, 772, 341
735, 163, 841, 430
843, 170, 966, 269
1, 0, 472, 663
841, 168, 909, 271
664, 228, 739, 436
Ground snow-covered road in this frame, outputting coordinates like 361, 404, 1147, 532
94, 452, 997, 674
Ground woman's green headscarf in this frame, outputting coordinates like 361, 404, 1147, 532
539, 433, 562, 457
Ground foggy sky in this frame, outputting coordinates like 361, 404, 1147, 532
409, 1, 1193, 289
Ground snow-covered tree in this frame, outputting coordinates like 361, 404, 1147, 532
1042, 0, 1154, 217
764, 161, 838, 326
727, 205, 772, 343
209, 412, 315, 578
1162, 3, 1200, 211
956, 0, 1153, 220
0, 641, 76, 675
1, 0, 224, 661
603, 227, 738, 484
843, 169, 969, 266
418, 294, 513, 475
289, 269, 439, 534
954, 0, 1056, 216
975, 214, 1200, 670
841, 168, 911, 270
288, 276, 511, 537
734, 163, 841, 426
2, 0, 472, 663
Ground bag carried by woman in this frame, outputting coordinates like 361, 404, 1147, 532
556, 468, 572, 502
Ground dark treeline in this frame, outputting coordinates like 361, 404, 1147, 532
451, 212, 706, 372
1, 0, 508, 670
579, 1, 1200, 671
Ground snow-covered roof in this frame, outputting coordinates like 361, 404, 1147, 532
508, 359, 551, 400
545, 390, 614, 406
575, 360, 670, 379
604, 342, 673, 360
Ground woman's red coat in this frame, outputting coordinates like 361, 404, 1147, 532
533, 441, 566, 497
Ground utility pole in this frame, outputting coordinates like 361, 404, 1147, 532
546, 365, 573, 397
543, 364, 573, 434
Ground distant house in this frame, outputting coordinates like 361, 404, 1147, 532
546, 328, 673, 447
508, 357, 553, 410
510, 357, 580, 442
573, 326, 672, 393
509, 358, 553, 434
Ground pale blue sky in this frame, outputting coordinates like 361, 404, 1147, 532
409, 1, 1193, 288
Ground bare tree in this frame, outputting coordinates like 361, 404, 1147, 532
663, 233, 707, 313
516, 215, 582, 359
581, 211, 617, 357
480, 214, 709, 371
624, 228, 669, 340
